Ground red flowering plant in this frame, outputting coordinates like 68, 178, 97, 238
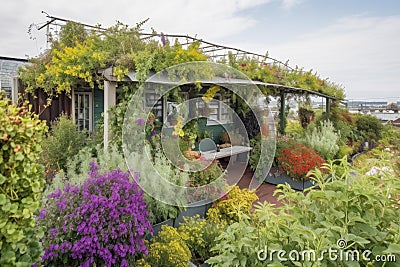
37, 162, 152, 267
277, 143, 326, 180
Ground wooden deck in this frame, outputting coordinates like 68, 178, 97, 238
221, 161, 283, 207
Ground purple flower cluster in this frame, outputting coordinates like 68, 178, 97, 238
38, 162, 153, 266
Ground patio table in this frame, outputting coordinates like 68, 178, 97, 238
200, 145, 252, 161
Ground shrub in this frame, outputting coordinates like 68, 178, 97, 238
249, 134, 275, 178
335, 144, 353, 159
41, 114, 87, 172
277, 143, 326, 180
380, 125, 400, 147
207, 185, 258, 225
356, 114, 383, 142
43, 143, 127, 199
37, 162, 152, 266
300, 120, 339, 160
137, 225, 191, 267
0, 97, 48, 266
177, 215, 224, 264
284, 120, 303, 138
187, 160, 225, 187
44, 143, 185, 225
207, 157, 400, 266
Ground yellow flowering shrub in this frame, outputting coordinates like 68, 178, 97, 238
202, 85, 220, 103
178, 215, 224, 263
137, 225, 191, 267
36, 39, 107, 94
207, 185, 258, 224
172, 115, 185, 137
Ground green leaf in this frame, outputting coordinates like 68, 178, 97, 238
383, 243, 400, 254
15, 152, 24, 161
0, 218, 8, 228
25, 128, 34, 137
0, 194, 7, 205
0, 250, 16, 263
2, 202, 11, 211
0, 174, 6, 185
346, 234, 371, 245
31, 182, 41, 193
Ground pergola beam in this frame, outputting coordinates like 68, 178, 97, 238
326, 98, 331, 120
279, 91, 286, 135
103, 80, 116, 151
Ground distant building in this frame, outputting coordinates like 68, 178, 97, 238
0, 56, 28, 101
372, 113, 400, 124
390, 117, 400, 127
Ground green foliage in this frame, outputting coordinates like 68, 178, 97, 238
127, 150, 188, 224
40, 114, 87, 172
300, 120, 340, 160
335, 144, 353, 159
206, 219, 263, 267
0, 96, 48, 266
284, 120, 303, 138
380, 125, 400, 147
228, 54, 345, 99
42, 143, 124, 199
356, 114, 383, 142
188, 160, 224, 187
249, 134, 275, 178
57, 21, 87, 48
208, 157, 400, 266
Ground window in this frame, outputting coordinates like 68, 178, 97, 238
145, 92, 163, 120
196, 95, 232, 125
73, 91, 93, 132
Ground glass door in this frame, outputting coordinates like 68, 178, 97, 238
74, 91, 93, 132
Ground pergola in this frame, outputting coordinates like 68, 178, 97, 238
100, 66, 340, 148
37, 14, 343, 148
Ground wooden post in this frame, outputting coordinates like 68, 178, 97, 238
12, 77, 19, 104
104, 80, 116, 151
326, 98, 331, 121
279, 91, 286, 135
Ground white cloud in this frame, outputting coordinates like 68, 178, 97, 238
1, 1, 397, 99
0, 0, 275, 58
281, 0, 304, 10
241, 15, 400, 99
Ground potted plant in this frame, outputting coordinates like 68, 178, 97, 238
266, 142, 325, 190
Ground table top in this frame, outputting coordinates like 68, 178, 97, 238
200, 145, 252, 160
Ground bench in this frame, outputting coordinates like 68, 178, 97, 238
200, 145, 252, 161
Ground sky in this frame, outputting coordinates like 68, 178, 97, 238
1, 0, 399, 101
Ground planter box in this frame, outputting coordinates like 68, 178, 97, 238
189, 261, 210, 267
174, 200, 212, 227
265, 171, 316, 191
152, 218, 175, 236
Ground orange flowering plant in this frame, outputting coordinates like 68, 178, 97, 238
277, 143, 325, 180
